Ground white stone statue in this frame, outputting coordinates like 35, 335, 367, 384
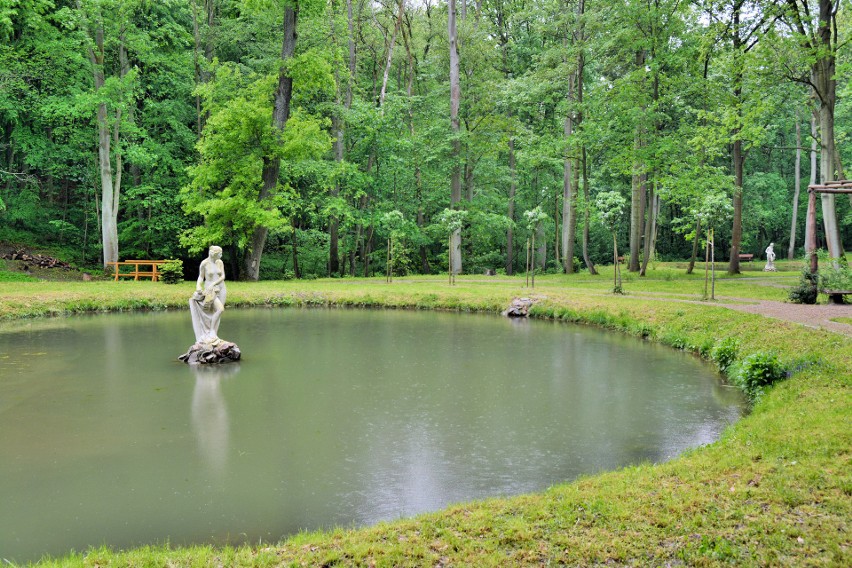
764, 242, 777, 272
190, 245, 227, 345
180, 246, 240, 364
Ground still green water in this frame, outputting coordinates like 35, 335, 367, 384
0, 308, 744, 563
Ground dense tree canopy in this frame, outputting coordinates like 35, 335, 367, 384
1, 0, 849, 279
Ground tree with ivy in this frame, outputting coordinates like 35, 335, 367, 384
436, 208, 467, 285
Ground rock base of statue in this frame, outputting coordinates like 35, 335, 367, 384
763, 263, 777, 272
179, 340, 241, 364
502, 297, 534, 317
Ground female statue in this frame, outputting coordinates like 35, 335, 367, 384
190, 246, 227, 345
764, 242, 776, 272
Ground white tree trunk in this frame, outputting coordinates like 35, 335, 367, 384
788, 113, 802, 260
448, 0, 462, 274
805, 111, 817, 259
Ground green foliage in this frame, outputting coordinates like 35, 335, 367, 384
523, 206, 548, 231
180, 69, 330, 254
712, 337, 739, 373
694, 191, 733, 232
595, 191, 627, 232
435, 209, 468, 235
818, 259, 852, 292
158, 259, 183, 284
0, 270, 38, 282
379, 210, 406, 238
733, 351, 787, 401
788, 264, 818, 304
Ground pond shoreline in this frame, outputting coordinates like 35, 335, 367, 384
2, 278, 850, 566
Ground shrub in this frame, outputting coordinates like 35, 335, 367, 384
159, 260, 184, 284
818, 262, 852, 291
698, 339, 715, 360
712, 337, 739, 373
788, 265, 818, 304
735, 351, 787, 400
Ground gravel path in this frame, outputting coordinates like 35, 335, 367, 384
713, 298, 852, 337
620, 291, 852, 337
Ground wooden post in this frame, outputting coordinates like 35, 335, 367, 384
806, 188, 818, 273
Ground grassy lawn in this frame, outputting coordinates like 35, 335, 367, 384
1, 268, 849, 566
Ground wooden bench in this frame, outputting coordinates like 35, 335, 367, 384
106, 260, 168, 282
738, 253, 754, 262
822, 290, 851, 305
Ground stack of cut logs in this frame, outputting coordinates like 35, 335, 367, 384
1, 249, 73, 270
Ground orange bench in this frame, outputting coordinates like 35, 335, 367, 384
107, 260, 168, 282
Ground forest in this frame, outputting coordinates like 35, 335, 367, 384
0, 0, 850, 281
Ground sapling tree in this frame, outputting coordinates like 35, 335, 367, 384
436, 208, 467, 285
523, 207, 548, 288
694, 191, 733, 300
379, 210, 405, 283
595, 191, 627, 294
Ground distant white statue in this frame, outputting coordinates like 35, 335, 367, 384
764, 242, 777, 272
180, 246, 240, 364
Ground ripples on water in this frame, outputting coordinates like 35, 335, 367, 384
0, 308, 744, 562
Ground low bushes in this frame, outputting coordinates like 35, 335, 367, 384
158, 260, 184, 284
730, 351, 787, 401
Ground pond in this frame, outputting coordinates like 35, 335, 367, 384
0, 308, 745, 563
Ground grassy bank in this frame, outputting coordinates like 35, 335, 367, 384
1, 271, 849, 566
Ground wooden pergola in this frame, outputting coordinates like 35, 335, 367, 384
806, 180, 852, 273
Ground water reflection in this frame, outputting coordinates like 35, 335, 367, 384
0, 309, 745, 564
190, 364, 239, 476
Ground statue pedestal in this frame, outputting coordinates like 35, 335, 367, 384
179, 341, 241, 364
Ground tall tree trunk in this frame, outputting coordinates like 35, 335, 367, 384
581, 147, 597, 275
640, 188, 658, 276
243, 5, 297, 280
729, 135, 744, 274
329, 0, 354, 276
401, 16, 429, 275
728, 5, 744, 275
77, 2, 122, 268
379, 0, 404, 113
574, 0, 594, 276
448, 0, 462, 274
506, 136, 516, 275
291, 219, 301, 279
536, 224, 546, 270
788, 111, 802, 260
191, 0, 216, 135
628, 49, 646, 273
562, 73, 577, 274
640, 71, 661, 277
811, 0, 841, 258
805, 110, 817, 255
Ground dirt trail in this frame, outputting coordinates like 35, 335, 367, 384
713, 298, 852, 337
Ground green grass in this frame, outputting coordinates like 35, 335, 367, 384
0, 270, 38, 282
1, 273, 849, 567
